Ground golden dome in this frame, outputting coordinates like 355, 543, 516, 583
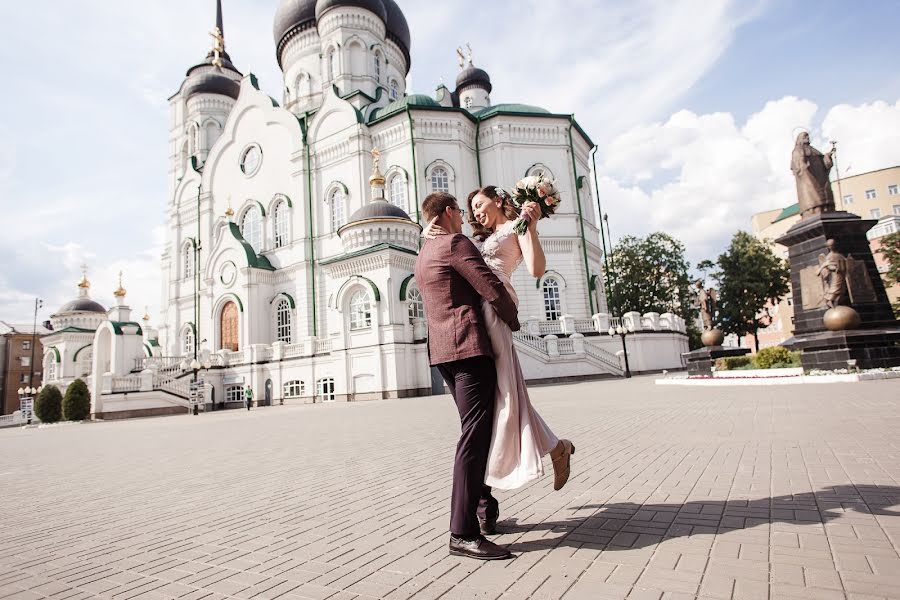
113, 271, 127, 298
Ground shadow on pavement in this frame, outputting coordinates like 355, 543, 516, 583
501, 484, 900, 554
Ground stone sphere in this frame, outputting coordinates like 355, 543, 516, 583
701, 328, 725, 347
824, 305, 861, 331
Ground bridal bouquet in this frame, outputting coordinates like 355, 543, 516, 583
500, 175, 562, 235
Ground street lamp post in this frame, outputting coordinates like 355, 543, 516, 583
28, 298, 43, 392
608, 324, 633, 378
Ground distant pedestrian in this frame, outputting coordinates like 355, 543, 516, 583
245, 386, 253, 410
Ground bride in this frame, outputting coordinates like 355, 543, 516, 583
426, 185, 575, 492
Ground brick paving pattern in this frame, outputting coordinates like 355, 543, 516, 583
1, 376, 899, 599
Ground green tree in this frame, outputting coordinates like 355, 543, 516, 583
34, 385, 63, 423
710, 231, 791, 352
875, 230, 900, 315
63, 378, 91, 421
605, 232, 694, 322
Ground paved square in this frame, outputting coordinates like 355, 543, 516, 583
1, 377, 899, 600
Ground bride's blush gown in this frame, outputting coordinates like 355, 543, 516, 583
478, 219, 560, 490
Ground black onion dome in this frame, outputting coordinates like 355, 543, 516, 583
273, 0, 317, 56
57, 299, 107, 314
382, 0, 411, 72
456, 66, 492, 93
182, 68, 241, 100
315, 0, 387, 23
347, 200, 411, 223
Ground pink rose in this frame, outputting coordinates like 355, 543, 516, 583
545, 198, 554, 206
538, 183, 553, 197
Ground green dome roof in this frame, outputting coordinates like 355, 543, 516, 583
474, 103, 551, 118
369, 94, 440, 121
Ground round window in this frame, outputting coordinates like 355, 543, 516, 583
240, 144, 262, 177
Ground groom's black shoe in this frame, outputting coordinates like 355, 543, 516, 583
449, 535, 512, 560
479, 516, 498, 536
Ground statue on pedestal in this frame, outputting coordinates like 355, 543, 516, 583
818, 239, 849, 309
791, 131, 836, 219
694, 281, 717, 331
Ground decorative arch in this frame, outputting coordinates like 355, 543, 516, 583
398, 274, 416, 301
239, 199, 267, 218
425, 160, 455, 194
45, 347, 61, 363
268, 193, 292, 212
334, 275, 381, 311
72, 344, 92, 361
214, 293, 244, 313
270, 292, 296, 309
526, 162, 554, 180
535, 270, 568, 290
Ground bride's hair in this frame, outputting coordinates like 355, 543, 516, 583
466, 185, 520, 241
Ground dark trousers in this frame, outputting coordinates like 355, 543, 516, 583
437, 355, 499, 537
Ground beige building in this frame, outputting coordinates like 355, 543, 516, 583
749, 165, 900, 349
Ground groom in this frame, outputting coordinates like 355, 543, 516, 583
414, 192, 520, 560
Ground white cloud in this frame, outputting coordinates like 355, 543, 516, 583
598, 96, 900, 265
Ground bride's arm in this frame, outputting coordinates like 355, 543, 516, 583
518, 203, 546, 277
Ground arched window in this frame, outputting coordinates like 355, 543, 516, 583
284, 380, 305, 398
464, 96, 472, 109
390, 79, 399, 100
407, 286, 424, 322
273, 200, 288, 248
349, 289, 372, 330
327, 48, 337, 81
542, 277, 562, 321
184, 328, 194, 356
388, 174, 406, 209
330, 187, 346, 232
240, 206, 262, 252
275, 299, 292, 342
373, 51, 381, 82
183, 243, 193, 279
431, 167, 449, 193
220, 301, 239, 351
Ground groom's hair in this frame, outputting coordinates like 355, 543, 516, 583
422, 192, 458, 221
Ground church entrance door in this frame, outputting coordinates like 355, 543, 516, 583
220, 301, 239, 351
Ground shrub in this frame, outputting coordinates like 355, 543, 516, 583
717, 356, 753, 370
63, 378, 91, 421
34, 385, 63, 423
755, 346, 795, 370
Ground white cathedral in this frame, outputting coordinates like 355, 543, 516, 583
39, 0, 688, 419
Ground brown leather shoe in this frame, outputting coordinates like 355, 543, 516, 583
449, 535, 512, 560
551, 439, 575, 491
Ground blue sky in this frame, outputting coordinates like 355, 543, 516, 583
1, 0, 898, 324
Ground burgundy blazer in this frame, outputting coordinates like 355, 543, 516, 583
414, 233, 520, 366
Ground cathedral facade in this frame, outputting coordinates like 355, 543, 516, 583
36, 0, 688, 417
159, 0, 614, 404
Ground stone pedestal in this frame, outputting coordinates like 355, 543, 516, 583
683, 346, 750, 376
776, 211, 900, 371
